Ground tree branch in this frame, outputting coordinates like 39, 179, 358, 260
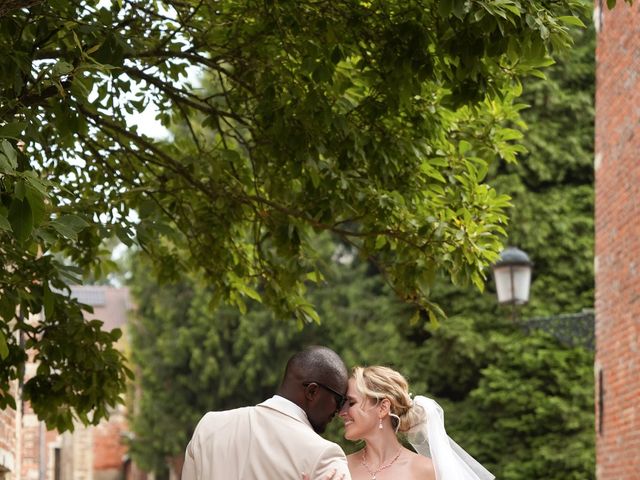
0, 0, 43, 18
122, 65, 250, 126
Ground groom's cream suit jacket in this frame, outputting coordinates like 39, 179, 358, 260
181, 395, 351, 480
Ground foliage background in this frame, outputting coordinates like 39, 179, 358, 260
0, 0, 600, 476
1, 0, 593, 428
127, 11, 597, 480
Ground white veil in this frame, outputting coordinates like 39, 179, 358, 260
406, 395, 495, 480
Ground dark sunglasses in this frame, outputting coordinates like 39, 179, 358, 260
303, 381, 347, 410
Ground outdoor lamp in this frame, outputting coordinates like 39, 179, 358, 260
491, 246, 532, 305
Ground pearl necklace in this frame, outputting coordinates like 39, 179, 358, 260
360, 447, 402, 480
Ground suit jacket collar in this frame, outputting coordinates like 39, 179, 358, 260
258, 395, 313, 429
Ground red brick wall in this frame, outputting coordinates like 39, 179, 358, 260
21, 357, 46, 479
0, 408, 15, 455
93, 406, 128, 474
594, 2, 640, 479
0, 391, 16, 474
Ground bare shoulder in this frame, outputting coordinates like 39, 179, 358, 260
406, 450, 435, 480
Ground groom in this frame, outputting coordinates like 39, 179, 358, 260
181, 346, 352, 479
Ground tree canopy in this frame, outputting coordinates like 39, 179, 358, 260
0, 0, 609, 429
127, 7, 602, 479
404, 16, 600, 479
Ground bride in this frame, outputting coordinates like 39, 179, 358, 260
338, 365, 494, 480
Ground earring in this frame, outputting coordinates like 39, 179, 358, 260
379, 418, 383, 429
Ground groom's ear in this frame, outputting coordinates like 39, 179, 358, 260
303, 382, 319, 401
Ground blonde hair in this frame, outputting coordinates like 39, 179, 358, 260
352, 365, 425, 433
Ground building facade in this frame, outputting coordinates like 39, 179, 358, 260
0, 286, 146, 480
594, 1, 640, 479
0, 382, 17, 479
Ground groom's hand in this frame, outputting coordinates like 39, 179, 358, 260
301, 469, 345, 480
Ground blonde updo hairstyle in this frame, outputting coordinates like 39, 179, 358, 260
352, 365, 425, 433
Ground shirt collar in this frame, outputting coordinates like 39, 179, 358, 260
258, 395, 312, 429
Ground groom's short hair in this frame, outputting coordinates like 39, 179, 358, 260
282, 346, 347, 385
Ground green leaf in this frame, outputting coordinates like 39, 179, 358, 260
34, 227, 57, 245
0, 153, 14, 173
14, 180, 26, 201
420, 162, 446, 182
238, 284, 262, 303
56, 214, 89, 235
409, 309, 421, 326
298, 303, 320, 324
557, 16, 586, 27
52, 61, 74, 77
149, 221, 178, 240
0, 331, 8, 360
50, 221, 79, 240
0, 294, 17, 323
0, 214, 12, 232
502, 4, 522, 16
8, 198, 33, 243
220, 149, 241, 163
115, 225, 134, 247
23, 171, 50, 197
25, 184, 46, 227
58, 269, 83, 285
49, 215, 90, 241
438, 0, 453, 18
0, 123, 27, 139
305, 270, 324, 283
1, 140, 18, 169
459, 140, 472, 155
427, 309, 439, 329
528, 69, 547, 80
43, 283, 55, 319
452, 0, 467, 19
